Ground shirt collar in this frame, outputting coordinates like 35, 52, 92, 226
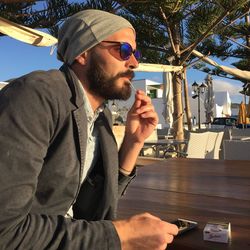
77, 80, 104, 120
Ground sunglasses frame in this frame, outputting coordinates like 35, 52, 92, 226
102, 41, 140, 61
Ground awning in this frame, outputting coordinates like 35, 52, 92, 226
192, 49, 250, 81
0, 16, 57, 47
135, 63, 183, 72
136, 55, 250, 82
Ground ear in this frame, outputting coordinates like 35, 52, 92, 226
75, 52, 88, 65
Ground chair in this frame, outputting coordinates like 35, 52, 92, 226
205, 131, 224, 159
180, 131, 224, 159
195, 128, 229, 159
223, 140, 250, 160
185, 132, 209, 158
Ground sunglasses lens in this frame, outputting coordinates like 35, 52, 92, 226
120, 42, 141, 61
134, 50, 141, 60
120, 43, 132, 60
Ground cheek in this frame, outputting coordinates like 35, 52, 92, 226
104, 64, 123, 79
89, 49, 126, 78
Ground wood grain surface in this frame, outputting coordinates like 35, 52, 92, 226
118, 158, 250, 250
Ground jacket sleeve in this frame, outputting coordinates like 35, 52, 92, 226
102, 108, 137, 198
118, 169, 137, 196
0, 74, 121, 250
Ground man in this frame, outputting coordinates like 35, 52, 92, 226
0, 9, 178, 249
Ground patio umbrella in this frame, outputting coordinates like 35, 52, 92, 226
237, 102, 247, 126
204, 74, 215, 123
0, 16, 57, 46
162, 72, 174, 128
239, 83, 250, 124
247, 97, 250, 119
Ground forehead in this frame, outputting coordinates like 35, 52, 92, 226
104, 28, 136, 47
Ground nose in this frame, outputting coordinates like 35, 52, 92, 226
126, 53, 139, 69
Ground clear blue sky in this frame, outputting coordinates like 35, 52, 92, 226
0, 31, 244, 103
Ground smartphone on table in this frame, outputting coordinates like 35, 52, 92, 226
172, 218, 198, 235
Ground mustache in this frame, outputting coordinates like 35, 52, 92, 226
117, 70, 135, 79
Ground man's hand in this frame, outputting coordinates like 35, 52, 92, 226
125, 90, 159, 144
118, 90, 158, 174
113, 213, 178, 250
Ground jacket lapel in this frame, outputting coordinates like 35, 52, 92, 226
60, 64, 88, 177
73, 106, 87, 175
95, 112, 119, 219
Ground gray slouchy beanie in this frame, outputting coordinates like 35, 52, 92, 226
57, 9, 135, 65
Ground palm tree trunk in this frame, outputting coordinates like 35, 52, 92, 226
172, 31, 184, 141
172, 70, 184, 140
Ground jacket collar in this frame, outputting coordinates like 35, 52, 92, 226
60, 64, 84, 108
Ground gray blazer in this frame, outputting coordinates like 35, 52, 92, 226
0, 65, 135, 249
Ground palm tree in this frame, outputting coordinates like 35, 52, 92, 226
110, 0, 250, 139
0, 0, 85, 37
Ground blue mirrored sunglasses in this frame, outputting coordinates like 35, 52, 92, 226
102, 41, 141, 61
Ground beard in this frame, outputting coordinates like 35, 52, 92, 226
86, 54, 135, 100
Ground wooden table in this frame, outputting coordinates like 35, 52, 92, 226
117, 158, 250, 250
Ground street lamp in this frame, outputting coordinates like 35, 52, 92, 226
192, 81, 207, 129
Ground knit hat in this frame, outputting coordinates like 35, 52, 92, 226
57, 9, 135, 65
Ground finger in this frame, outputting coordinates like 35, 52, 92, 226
136, 91, 152, 105
140, 112, 158, 123
165, 234, 174, 244
140, 212, 162, 221
132, 90, 153, 112
167, 223, 179, 236
139, 109, 159, 122
129, 96, 141, 111
136, 104, 155, 115
130, 90, 143, 110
